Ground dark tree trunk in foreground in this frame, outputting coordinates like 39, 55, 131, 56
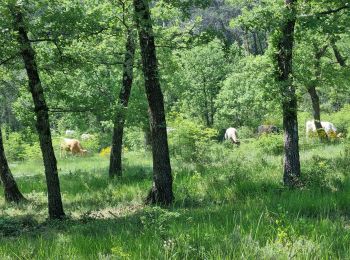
275, 0, 301, 187
144, 125, 152, 149
109, 31, 136, 178
133, 0, 173, 205
11, 6, 65, 219
307, 44, 328, 140
0, 126, 26, 203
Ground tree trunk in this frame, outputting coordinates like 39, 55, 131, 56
133, 0, 173, 205
252, 32, 259, 55
307, 43, 328, 140
331, 38, 346, 67
0, 126, 26, 203
275, 0, 301, 187
144, 125, 152, 149
109, 30, 136, 178
243, 29, 251, 55
11, 6, 65, 219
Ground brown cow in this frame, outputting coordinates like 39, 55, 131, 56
60, 138, 87, 157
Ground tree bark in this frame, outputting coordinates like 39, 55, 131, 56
109, 30, 136, 178
133, 0, 173, 205
11, 6, 65, 219
331, 38, 346, 67
275, 0, 301, 187
307, 44, 328, 140
0, 126, 26, 203
144, 125, 152, 149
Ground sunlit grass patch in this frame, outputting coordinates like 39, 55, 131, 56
0, 142, 349, 258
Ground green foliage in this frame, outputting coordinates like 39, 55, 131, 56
1, 142, 350, 259
171, 39, 230, 126
255, 133, 284, 155
2, 131, 42, 161
140, 206, 180, 237
215, 55, 279, 129
323, 104, 350, 137
81, 134, 100, 153
123, 127, 146, 151
302, 155, 345, 191
168, 113, 217, 164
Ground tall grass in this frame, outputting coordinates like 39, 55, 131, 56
0, 139, 349, 259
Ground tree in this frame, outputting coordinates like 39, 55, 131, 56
174, 39, 229, 127
0, 125, 26, 203
273, 0, 301, 187
109, 29, 136, 178
305, 41, 329, 139
133, 0, 173, 205
10, 4, 65, 219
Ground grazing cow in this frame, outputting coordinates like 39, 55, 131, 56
81, 133, 94, 140
60, 138, 87, 157
305, 120, 337, 137
258, 125, 280, 135
65, 130, 76, 136
224, 127, 240, 146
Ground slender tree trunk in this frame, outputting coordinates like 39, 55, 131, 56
243, 29, 250, 55
330, 38, 346, 67
307, 86, 323, 127
257, 32, 264, 54
11, 6, 65, 219
133, 0, 173, 205
275, 0, 301, 187
109, 30, 136, 178
0, 126, 26, 203
202, 85, 211, 127
307, 44, 328, 139
252, 32, 259, 55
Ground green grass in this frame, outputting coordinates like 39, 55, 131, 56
0, 140, 350, 259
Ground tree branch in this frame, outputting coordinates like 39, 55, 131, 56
0, 53, 19, 66
317, 4, 349, 15
48, 107, 96, 113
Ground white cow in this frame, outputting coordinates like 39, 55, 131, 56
224, 127, 240, 146
306, 120, 337, 137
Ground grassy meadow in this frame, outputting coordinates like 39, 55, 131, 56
0, 135, 349, 259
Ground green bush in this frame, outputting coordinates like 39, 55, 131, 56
168, 113, 217, 164
237, 126, 255, 139
81, 135, 100, 153
302, 155, 345, 191
124, 127, 146, 151
3, 132, 26, 161
255, 134, 284, 155
3, 131, 42, 161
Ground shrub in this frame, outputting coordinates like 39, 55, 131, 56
2, 132, 42, 161
167, 113, 217, 164
302, 155, 345, 191
255, 134, 284, 155
99, 146, 111, 157
81, 134, 100, 153
237, 126, 255, 139
124, 127, 146, 151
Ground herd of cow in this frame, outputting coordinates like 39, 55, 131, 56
224, 120, 340, 145
60, 119, 341, 157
